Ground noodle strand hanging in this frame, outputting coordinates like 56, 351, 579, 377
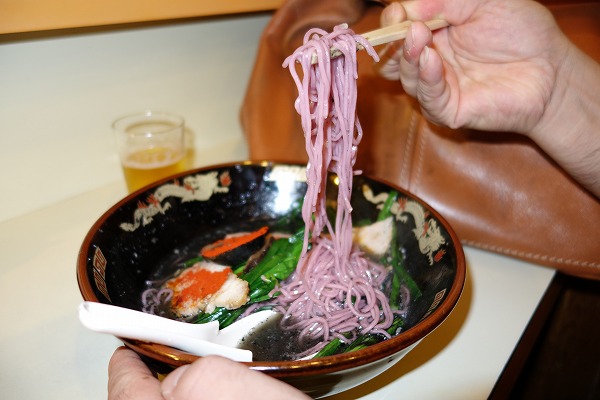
272, 25, 392, 355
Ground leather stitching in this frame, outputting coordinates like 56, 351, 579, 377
413, 117, 428, 189
462, 240, 600, 269
400, 109, 419, 187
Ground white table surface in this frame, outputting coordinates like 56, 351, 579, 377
0, 144, 555, 399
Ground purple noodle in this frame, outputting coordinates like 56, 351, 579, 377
273, 25, 396, 353
141, 287, 173, 315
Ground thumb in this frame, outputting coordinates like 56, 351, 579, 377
399, 0, 446, 21
108, 347, 163, 400
380, 2, 406, 26
161, 356, 311, 400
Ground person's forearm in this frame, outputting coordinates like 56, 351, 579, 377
530, 36, 600, 198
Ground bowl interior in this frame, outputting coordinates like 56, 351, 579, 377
78, 161, 464, 376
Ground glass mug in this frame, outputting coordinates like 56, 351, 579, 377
113, 111, 186, 193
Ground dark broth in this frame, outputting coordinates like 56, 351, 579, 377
239, 314, 320, 361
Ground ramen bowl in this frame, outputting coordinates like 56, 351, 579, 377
77, 161, 465, 398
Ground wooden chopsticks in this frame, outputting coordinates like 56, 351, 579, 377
361, 19, 449, 47
311, 19, 449, 63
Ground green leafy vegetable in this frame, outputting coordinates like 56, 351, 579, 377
377, 190, 398, 222
343, 315, 405, 353
376, 190, 421, 303
313, 314, 405, 357
313, 336, 346, 358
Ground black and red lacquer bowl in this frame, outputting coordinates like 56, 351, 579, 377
77, 161, 465, 398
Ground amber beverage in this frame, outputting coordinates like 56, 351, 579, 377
113, 111, 186, 193
121, 146, 186, 192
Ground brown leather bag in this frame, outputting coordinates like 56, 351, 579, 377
240, 0, 600, 279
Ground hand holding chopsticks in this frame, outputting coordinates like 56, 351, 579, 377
312, 19, 449, 63
361, 19, 449, 47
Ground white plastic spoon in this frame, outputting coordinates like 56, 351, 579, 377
78, 301, 279, 362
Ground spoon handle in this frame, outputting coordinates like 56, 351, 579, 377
78, 302, 253, 362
